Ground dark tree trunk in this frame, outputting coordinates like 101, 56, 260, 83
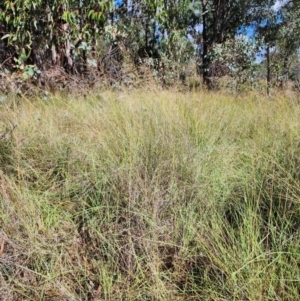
279, 53, 289, 88
202, 0, 211, 88
267, 43, 271, 96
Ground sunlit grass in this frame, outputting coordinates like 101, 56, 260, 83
0, 89, 300, 300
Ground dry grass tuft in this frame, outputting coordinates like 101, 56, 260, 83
0, 89, 300, 300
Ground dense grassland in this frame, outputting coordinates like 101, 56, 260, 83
0, 89, 300, 300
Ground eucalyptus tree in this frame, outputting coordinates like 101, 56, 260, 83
107, 0, 199, 86
114, 0, 198, 62
208, 36, 260, 91
199, 0, 275, 88
274, 0, 300, 87
253, 0, 300, 92
255, 8, 280, 94
0, 0, 112, 75
154, 0, 200, 63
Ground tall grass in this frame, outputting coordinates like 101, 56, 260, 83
0, 89, 300, 300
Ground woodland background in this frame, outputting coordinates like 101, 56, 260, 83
0, 0, 300, 94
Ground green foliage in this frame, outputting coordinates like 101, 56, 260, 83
209, 36, 259, 91
0, 0, 112, 73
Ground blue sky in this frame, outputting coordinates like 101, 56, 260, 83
272, 0, 290, 11
115, 0, 123, 8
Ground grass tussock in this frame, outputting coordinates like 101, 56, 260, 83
0, 89, 300, 300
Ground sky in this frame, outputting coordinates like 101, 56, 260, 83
272, 0, 290, 12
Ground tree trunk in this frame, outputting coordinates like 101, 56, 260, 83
47, 5, 58, 67
279, 52, 289, 88
267, 43, 271, 96
202, 0, 211, 88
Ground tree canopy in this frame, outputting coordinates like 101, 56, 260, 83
0, 0, 299, 91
